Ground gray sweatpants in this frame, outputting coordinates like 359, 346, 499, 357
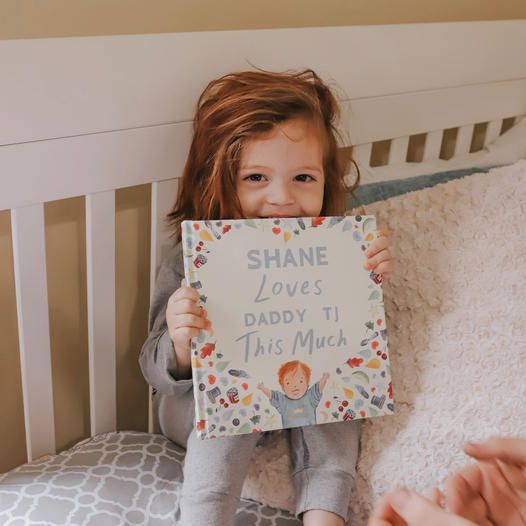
141, 245, 362, 525
157, 392, 361, 526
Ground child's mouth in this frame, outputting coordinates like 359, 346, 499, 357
259, 215, 295, 219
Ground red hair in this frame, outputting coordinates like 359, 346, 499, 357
278, 360, 311, 389
168, 69, 359, 239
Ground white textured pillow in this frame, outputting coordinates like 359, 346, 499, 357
242, 160, 526, 524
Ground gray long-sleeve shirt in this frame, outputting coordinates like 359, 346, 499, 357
139, 242, 194, 396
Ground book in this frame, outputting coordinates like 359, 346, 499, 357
181, 216, 393, 439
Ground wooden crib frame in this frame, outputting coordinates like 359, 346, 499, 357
1, 20, 526, 466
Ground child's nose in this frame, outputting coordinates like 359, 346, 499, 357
267, 181, 294, 205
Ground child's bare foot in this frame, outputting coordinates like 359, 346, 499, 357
302, 509, 344, 526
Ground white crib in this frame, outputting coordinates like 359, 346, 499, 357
1, 20, 526, 522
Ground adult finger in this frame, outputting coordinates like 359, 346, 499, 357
496, 459, 526, 495
465, 437, 526, 466
368, 519, 395, 526
368, 492, 407, 526
426, 487, 442, 506
444, 466, 489, 523
476, 459, 526, 525
386, 488, 475, 526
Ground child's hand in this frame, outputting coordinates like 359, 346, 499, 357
257, 382, 265, 390
166, 279, 211, 372
363, 229, 394, 276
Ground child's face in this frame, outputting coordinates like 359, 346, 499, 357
236, 118, 325, 219
282, 367, 309, 399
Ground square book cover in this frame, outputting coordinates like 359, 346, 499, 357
182, 216, 393, 439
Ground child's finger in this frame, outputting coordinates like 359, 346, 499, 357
169, 284, 200, 304
364, 248, 392, 270
170, 299, 206, 316
376, 228, 392, 238
365, 236, 389, 257
374, 261, 395, 276
172, 326, 202, 343
173, 313, 211, 330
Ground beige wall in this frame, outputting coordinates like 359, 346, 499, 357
1, 0, 526, 39
2, 2, 526, 473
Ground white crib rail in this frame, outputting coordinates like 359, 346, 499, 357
86, 191, 116, 436
422, 130, 443, 162
5, 108, 526, 460
149, 179, 179, 432
2, 22, 526, 463
11, 205, 56, 461
8, 114, 525, 461
344, 78, 526, 180
8, 179, 179, 460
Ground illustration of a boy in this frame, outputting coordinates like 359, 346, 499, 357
258, 360, 329, 428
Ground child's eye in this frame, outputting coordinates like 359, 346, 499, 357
295, 174, 315, 182
244, 174, 265, 182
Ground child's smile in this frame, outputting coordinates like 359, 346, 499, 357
236, 117, 325, 220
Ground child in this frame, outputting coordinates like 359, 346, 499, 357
258, 360, 329, 428
139, 69, 394, 526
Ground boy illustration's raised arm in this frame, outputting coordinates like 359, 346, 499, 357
257, 382, 272, 399
319, 372, 330, 392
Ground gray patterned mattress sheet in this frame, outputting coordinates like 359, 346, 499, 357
0, 431, 300, 525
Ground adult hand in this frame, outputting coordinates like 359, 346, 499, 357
464, 437, 526, 495
369, 487, 475, 526
369, 437, 526, 526
444, 437, 526, 525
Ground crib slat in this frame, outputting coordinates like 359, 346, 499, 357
388, 136, 409, 164
484, 119, 502, 147
422, 130, 443, 161
148, 178, 179, 432
352, 143, 372, 171
86, 191, 116, 436
453, 124, 475, 156
11, 204, 56, 460
150, 179, 179, 295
